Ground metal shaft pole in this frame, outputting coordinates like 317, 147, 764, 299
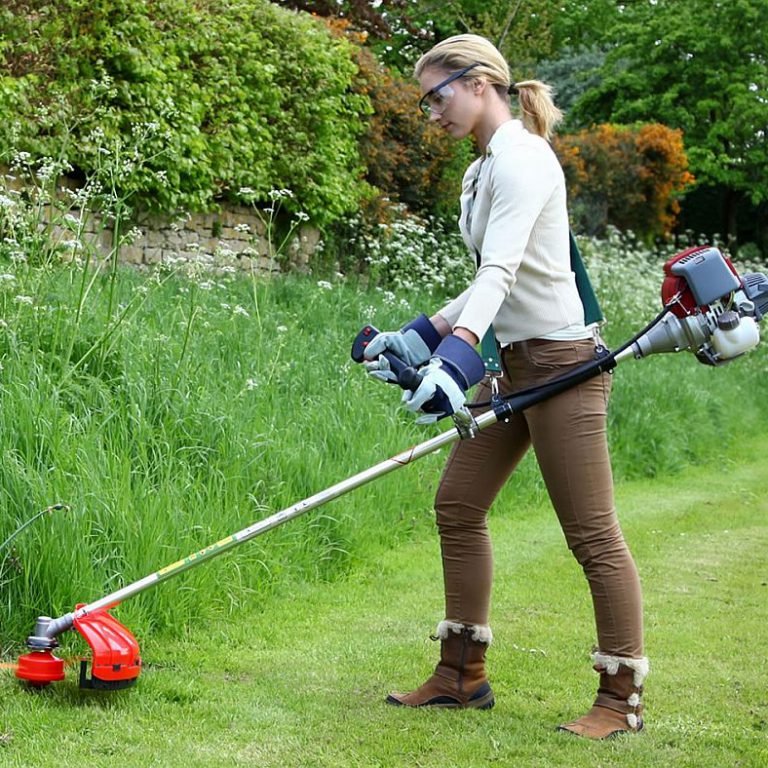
49, 408, 501, 634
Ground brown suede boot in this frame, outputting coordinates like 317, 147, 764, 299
386, 621, 495, 710
558, 652, 649, 739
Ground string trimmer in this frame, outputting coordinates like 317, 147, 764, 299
13, 245, 768, 691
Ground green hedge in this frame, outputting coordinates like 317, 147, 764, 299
0, 0, 370, 224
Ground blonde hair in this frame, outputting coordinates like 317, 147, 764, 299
414, 34, 563, 141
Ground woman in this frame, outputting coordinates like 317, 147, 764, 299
363, 34, 648, 739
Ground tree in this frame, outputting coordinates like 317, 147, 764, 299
535, 47, 606, 119
569, 0, 768, 246
273, 0, 561, 73
555, 123, 695, 239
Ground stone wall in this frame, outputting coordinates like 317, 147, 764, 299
2, 168, 321, 272
74, 206, 321, 273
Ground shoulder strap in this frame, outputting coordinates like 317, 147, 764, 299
480, 327, 502, 374
569, 231, 604, 326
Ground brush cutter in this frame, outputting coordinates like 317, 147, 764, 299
13, 245, 768, 691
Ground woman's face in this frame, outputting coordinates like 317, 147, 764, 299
418, 66, 482, 140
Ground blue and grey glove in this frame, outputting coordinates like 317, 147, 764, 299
402, 335, 485, 424
363, 314, 442, 384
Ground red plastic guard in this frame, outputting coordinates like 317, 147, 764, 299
73, 604, 142, 689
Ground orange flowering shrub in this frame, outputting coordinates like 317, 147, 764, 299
555, 123, 695, 240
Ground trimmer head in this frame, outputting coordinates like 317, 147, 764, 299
15, 605, 141, 690
15, 650, 66, 687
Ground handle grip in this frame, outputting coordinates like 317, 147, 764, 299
351, 324, 423, 391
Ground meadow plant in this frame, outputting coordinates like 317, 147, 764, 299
237, 186, 312, 272
347, 203, 474, 297
0, 126, 180, 387
1, 187, 768, 656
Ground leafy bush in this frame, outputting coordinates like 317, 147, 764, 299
327, 19, 472, 222
0, 0, 369, 224
555, 123, 695, 240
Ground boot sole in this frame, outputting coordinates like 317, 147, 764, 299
386, 682, 495, 710
557, 718, 645, 739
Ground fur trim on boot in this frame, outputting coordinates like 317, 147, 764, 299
386, 622, 494, 710
434, 620, 493, 646
558, 651, 649, 739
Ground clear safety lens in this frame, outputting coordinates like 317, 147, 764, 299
420, 85, 455, 116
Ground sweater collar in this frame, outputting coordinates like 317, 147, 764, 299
485, 119, 523, 156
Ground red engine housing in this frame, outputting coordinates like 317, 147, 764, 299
661, 246, 740, 318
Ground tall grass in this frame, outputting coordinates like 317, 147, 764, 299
1, 210, 767, 656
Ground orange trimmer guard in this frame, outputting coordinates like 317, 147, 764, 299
73, 604, 142, 690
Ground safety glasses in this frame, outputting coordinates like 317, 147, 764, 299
418, 63, 482, 116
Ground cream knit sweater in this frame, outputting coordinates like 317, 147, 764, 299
438, 119, 586, 344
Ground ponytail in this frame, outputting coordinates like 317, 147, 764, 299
511, 80, 563, 141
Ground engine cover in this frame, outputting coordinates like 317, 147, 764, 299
661, 246, 740, 317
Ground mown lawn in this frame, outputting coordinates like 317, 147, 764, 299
2, 439, 766, 768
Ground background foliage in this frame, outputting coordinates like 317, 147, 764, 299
5, 0, 766, 253
0, 0, 369, 224
561, 0, 768, 252
555, 123, 695, 239
300, 0, 768, 253
328, 19, 471, 222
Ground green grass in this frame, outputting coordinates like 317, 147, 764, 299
1, 441, 766, 767
0, 248, 767, 768
2, 258, 768, 648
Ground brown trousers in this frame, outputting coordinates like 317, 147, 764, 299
435, 338, 644, 658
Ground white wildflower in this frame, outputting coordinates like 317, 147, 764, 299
268, 188, 294, 200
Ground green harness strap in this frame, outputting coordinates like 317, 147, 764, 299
480, 326, 503, 374
479, 232, 603, 375
569, 230, 604, 326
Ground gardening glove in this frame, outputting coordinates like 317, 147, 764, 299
402, 335, 485, 424
363, 314, 442, 384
